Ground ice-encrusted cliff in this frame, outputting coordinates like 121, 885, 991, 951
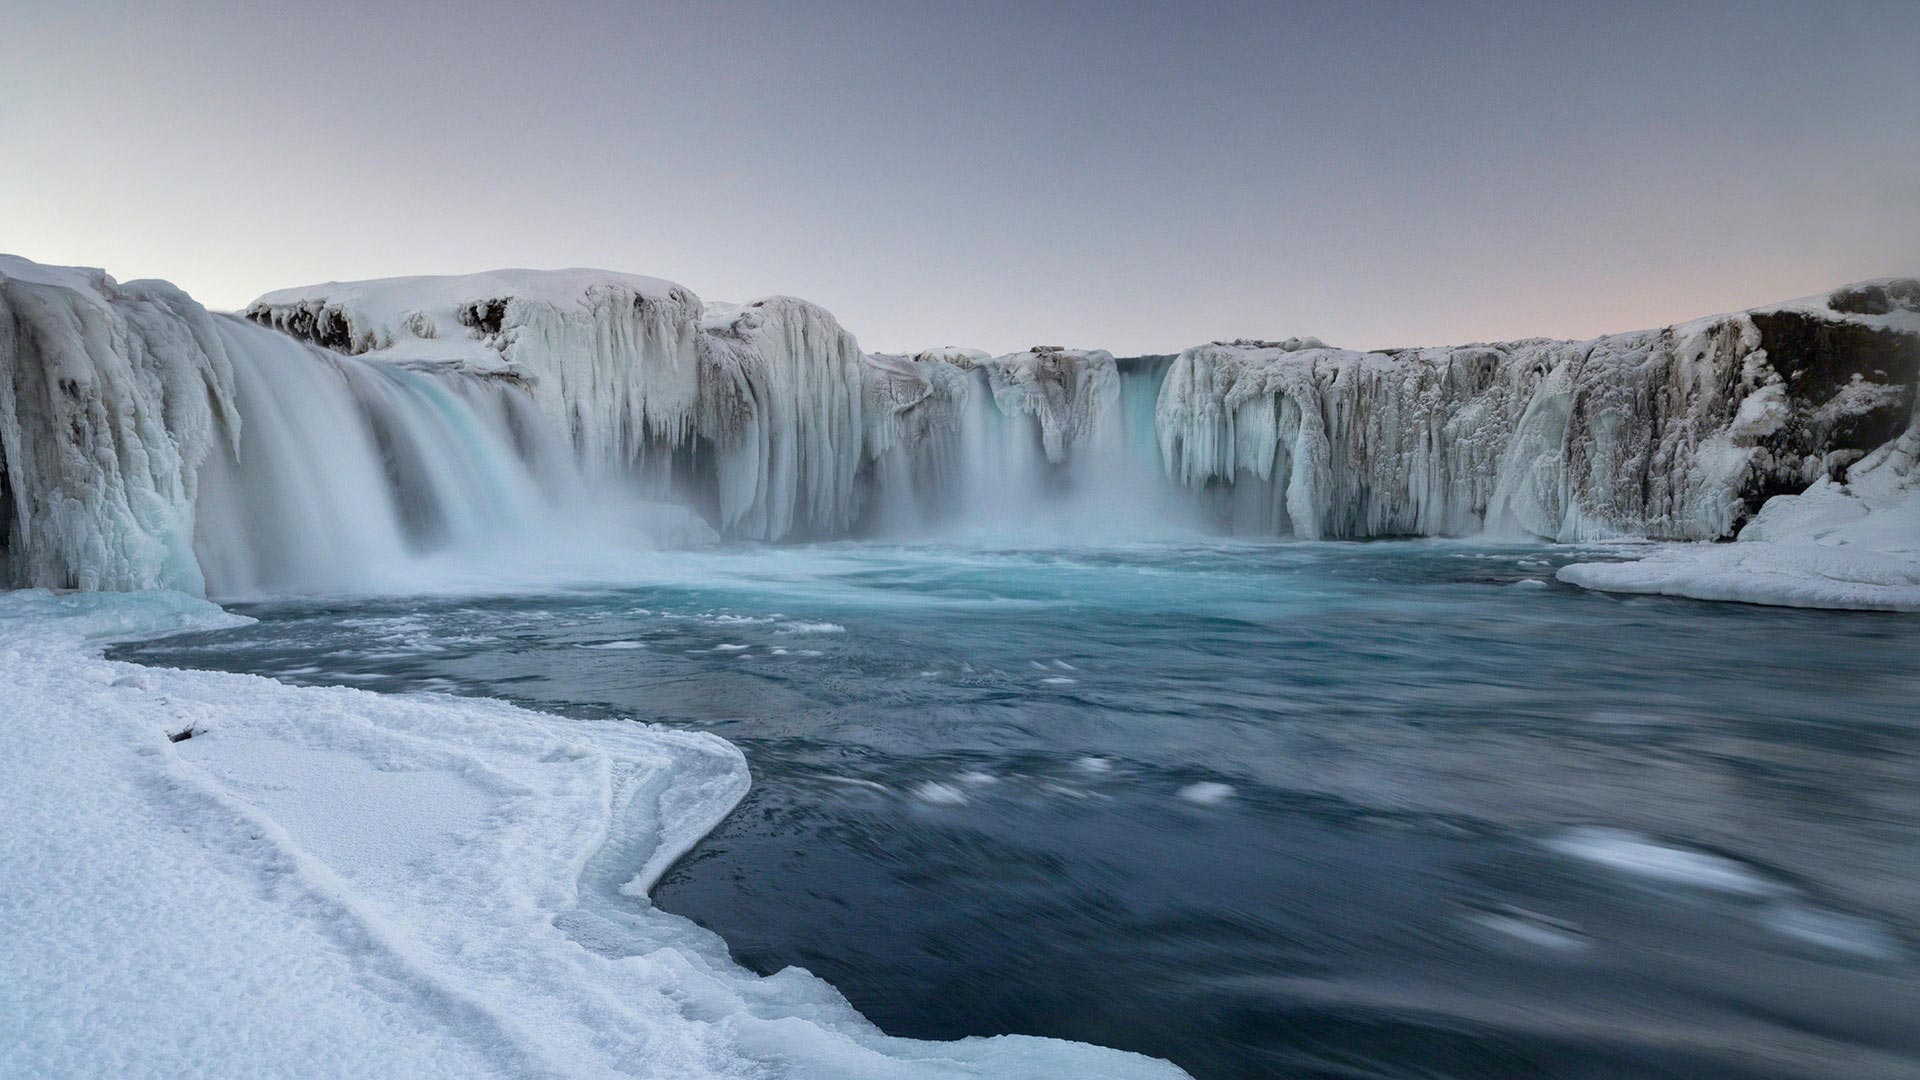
1558, 389, 1920, 610
248, 269, 704, 472
1157, 290, 1920, 540
251, 276, 897, 542
2, 259, 717, 596
0, 257, 237, 592
697, 296, 868, 539
6, 253, 1917, 596
983, 347, 1122, 465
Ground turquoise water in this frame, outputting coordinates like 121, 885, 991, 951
117, 540, 1920, 1079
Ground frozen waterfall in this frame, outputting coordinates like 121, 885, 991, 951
4, 255, 1916, 596
2, 258, 707, 597
1158, 297, 1919, 541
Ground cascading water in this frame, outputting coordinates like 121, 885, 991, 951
5, 256, 1916, 598
0, 260, 720, 598
860, 349, 1205, 542
191, 316, 575, 597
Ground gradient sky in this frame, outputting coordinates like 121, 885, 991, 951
4, 1, 1917, 354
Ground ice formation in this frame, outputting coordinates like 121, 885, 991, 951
5, 254, 1917, 602
1558, 411, 1920, 610
982, 347, 1121, 465
3, 258, 714, 597
0, 589, 1183, 1079
697, 297, 869, 539
249, 269, 704, 471
1157, 291, 1920, 540
0, 257, 237, 592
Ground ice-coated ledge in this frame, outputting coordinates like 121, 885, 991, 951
7, 253, 1920, 605
0, 589, 1186, 1079
1558, 417, 1920, 611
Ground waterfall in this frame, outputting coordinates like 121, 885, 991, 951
193, 317, 566, 596
1, 260, 711, 598
859, 349, 1205, 542
5, 256, 1914, 597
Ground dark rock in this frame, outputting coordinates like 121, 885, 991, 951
1827, 279, 1920, 316
458, 298, 510, 336
1739, 309, 1920, 514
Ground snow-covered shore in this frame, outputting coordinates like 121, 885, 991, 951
1559, 419, 1920, 611
0, 590, 1183, 1079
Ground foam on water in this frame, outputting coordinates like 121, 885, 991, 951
1546, 828, 1780, 896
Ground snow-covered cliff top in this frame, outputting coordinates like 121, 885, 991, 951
253, 267, 690, 318
247, 268, 700, 369
0, 253, 113, 293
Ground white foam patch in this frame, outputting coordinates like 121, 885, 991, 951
816, 775, 890, 794
1761, 904, 1906, 962
579, 640, 646, 650
912, 782, 970, 806
0, 590, 1182, 1080
1178, 782, 1235, 805
1470, 907, 1590, 953
1545, 828, 1778, 896
778, 621, 846, 635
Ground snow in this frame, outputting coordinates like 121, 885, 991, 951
1558, 416, 1920, 610
249, 269, 704, 473
0, 589, 1184, 1080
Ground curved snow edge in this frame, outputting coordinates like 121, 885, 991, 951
0, 589, 1187, 1080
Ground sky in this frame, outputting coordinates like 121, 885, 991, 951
3, 0, 1917, 355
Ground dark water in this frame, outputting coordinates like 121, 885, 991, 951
116, 540, 1920, 1079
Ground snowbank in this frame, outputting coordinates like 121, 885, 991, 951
0, 589, 1183, 1079
1559, 417, 1920, 610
